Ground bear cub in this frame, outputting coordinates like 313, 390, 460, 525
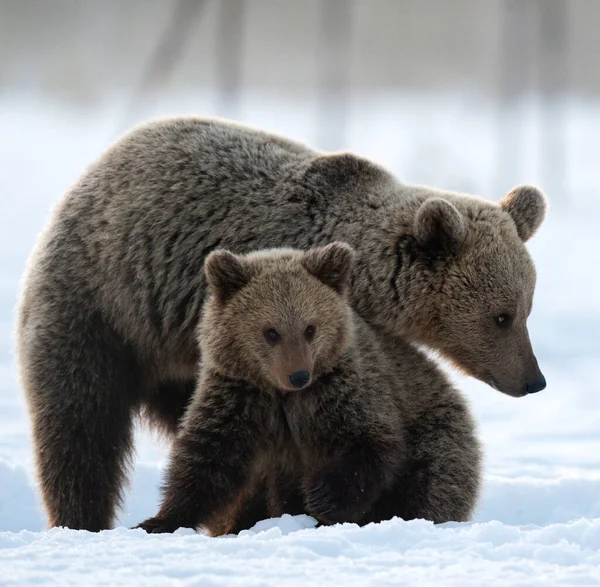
137, 242, 480, 535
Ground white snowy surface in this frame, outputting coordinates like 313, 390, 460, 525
3, 516, 600, 586
0, 93, 599, 584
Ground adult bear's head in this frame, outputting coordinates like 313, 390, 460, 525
400, 185, 547, 398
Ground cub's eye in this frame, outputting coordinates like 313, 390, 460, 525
265, 328, 280, 344
494, 314, 511, 328
305, 325, 316, 340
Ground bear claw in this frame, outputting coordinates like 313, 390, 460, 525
134, 517, 183, 534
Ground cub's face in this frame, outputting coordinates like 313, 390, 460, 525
408, 185, 547, 398
201, 243, 355, 392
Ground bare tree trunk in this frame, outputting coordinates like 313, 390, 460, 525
497, 0, 535, 195
317, 0, 353, 151
215, 0, 246, 120
538, 0, 568, 204
118, 0, 206, 132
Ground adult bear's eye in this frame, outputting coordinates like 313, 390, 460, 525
305, 325, 316, 340
265, 328, 281, 344
494, 314, 511, 328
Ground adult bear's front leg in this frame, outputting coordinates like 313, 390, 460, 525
136, 376, 267, 534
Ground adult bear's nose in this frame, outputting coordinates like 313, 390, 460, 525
289, 370, 310, 389
524, 375, 546, 394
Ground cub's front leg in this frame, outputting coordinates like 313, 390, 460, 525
136, 375, 266, 534
304, 438, 403, 525
301, 379, 406, 526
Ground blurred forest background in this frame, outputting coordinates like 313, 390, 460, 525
1, 0, 598, 502
3, 0, 597, 196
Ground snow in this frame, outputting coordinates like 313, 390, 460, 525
2, 517, 600, 586
0, 92, 599, 584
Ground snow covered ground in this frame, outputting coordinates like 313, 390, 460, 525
3, 517, 600, 586
0, 93, 599, 584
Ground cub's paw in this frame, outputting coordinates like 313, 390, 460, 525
305, 448, 389, 525
133, 516, 185, 534
304, 469, 367, 525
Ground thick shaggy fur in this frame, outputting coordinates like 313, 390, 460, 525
17, 116, 544, 530
136, 245, 481, 535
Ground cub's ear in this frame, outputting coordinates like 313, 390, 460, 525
204, 250, 252, 303
499, 185, 547, 242
414, 198, 466, 254
302, 242, 355, 295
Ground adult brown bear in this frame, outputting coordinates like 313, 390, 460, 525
16, 116, 545, 531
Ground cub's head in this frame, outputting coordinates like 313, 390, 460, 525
201, 242, 355, 392
404, 185, 547, 398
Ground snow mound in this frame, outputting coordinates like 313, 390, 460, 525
2, 516, 600, 586
475, 475, 600, 526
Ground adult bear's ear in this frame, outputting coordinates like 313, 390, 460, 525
414, 198, 466, 254
304, 152, 382, 190
499, 185, 547, 242
302, 242, 355, 295
204, 250, 252, 303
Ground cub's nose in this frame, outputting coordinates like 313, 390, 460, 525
525, 375, 547, 394
289, 370, 310, 389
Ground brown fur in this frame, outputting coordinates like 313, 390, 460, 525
136, 244, 481, 535
16, 116, 543, 530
